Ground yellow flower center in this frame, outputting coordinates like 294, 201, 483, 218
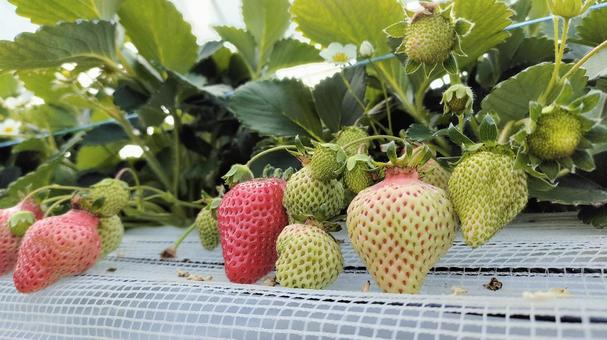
332, 52, 349, 63
3, 127, 14, 134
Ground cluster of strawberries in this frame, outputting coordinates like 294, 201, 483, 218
0, 179, 128, 293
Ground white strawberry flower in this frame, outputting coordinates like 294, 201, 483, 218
0, 118, 22, 137
320, 42, 357, 65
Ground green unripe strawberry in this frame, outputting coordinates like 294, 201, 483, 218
344, 154, 376, 194
283, 167, 345, 223
276, 224, 343, 289
335, 126, 369, 156
448, 150, 528, 248
527, 109, 582, 161
74, 179, 130, 217
98, 215, 124, 257
309, 144, 345, 181
344, 164, 373, 194
418, 159, 450, 191
405, 13, 455, 65
195, 206, 219, 250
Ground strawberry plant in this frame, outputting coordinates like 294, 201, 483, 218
0, 0, 606, 293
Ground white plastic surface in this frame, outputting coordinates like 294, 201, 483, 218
0, 213, 606, 339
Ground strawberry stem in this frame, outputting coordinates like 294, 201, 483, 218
562, 39, 607, 80
163, 222, 198, 258
341, 135, 406, 151
44, 197, 73, 218
21, 184, 82, 204
245, 145, 299, 167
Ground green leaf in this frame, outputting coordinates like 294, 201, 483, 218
17, 69, 70, 102
0, 132, 83, 207
8, 0, 105, 25
313, 68, 366, 132
214, 26, 257, 73
572, 149, 596, 172
76, 143, 124, 170
581, 48, 607, 80
21, 104, 78, 131
228, 79, 323, 140
82, 124, 128, 145
242, 0, 290, 64
0, 73, 19, 98
447, 124, 474, 146
481, 63, 588, 125
266, 39, 322, 74
291, 0, 404, 53
118, 0, 198, 73
529, 175, 607, 206
587, 124, 607, 144
577, 7, 607, 47
454, 0, 514, 68
578, 205, 607, 228
0, 21, 117, 71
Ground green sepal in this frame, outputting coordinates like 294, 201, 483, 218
572, 149, 596, 172
447, 123, 474, 146
586, 124, 607, 144
443, 54, 459, 75
570, 90, 601, 113
555, 80, 575, 106
404, 58, 422, 74
384, 21, 407, 39
479, 114, 499, 142
222, 164, 254, 187
454, 18, 474, 37
8, 211, 36, 237
345, 154, 376, 172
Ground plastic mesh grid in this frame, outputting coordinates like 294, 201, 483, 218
0, 213, 606, 339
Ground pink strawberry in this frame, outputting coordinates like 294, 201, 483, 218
0, 199, 43, 275
347, 167, 457, 293
13, 209, 101, 293
217, 178, 288, 283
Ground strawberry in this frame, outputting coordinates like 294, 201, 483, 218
0, 199, 43, 276
527, 108, 582, 161
98, 215, 124, 257
448, 149, 528, 248
347, 167, 457, 293
335, 126, 369, 156
13, 209, 101, 293
196, 206, 219, 250
418, 159, 450, 191
72, 178, 130, 217
309, 143, 346, 181
283, 167, 345, 223
275, 224, 343, 289
404, 5, 455, 65
217, 178, 288, 283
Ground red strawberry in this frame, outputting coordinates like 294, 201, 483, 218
13, 209, 101, 293
217, 178, 288, 283
0, 199, 43, 275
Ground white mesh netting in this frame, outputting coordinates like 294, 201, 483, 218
1, 212, 606, 339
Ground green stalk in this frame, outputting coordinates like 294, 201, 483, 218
539, 17, 570, 105
341, 135, 406, 150
245, 145, 298, 167
562, 39, 607, 80
338, 71, 367, 112
379, 80, 394, 135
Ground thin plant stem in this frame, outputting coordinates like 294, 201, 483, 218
562, 40, 607, 80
